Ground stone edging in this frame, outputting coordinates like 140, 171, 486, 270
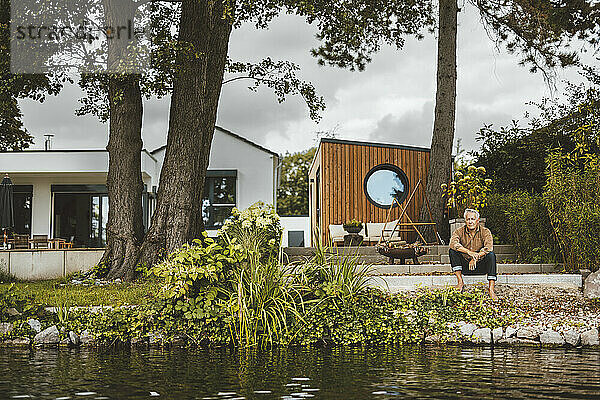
427, 323, 600, 347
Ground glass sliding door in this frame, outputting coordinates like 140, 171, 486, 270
90, 195, 108, 248
52, 186, 109, 248
54, 193, 91, 247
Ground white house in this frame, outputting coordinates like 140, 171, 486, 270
0, 126, 280, 247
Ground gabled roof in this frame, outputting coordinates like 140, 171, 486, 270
150, 126, 279, 158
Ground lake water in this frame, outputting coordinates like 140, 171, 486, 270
1, 346, 600, 399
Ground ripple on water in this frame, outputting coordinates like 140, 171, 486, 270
1, 346, 600, 399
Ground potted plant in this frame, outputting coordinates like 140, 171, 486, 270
343, 219, 363, 234
441, 165, 492, 234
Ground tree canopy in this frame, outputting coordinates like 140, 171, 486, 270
277, 147, 316, 216
473, 67, 600, 194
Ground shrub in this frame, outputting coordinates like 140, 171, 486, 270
544, 152, 600, 271
485, 191, 560, 264
219, 201, 283, 262
442, 165, 492, 219
151, 234, 244, 320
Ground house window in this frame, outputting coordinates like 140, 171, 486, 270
202, 171, 237, 229
363, 164, 409, 208
288, 231, 305, 247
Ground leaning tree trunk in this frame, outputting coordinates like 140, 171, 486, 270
100, 0, 144, 280
101, 74, 144, 280
138, 0, 233, 267
419, 0, 457, 243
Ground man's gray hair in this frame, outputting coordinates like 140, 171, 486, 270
464, 208, 480, 219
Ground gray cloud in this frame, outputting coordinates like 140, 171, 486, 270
18, 4, 594, 156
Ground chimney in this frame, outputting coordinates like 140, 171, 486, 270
44, 134, 54, 150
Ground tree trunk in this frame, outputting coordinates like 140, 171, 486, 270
101, 74, 144, 281
419, 0, 457, 243
138, 0, 233, 266
100, 0, 144, 280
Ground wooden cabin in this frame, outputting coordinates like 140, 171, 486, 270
308, 138, 431, 245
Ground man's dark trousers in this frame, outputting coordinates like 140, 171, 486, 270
449, 248, 497, 280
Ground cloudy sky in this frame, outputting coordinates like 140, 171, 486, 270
19, 4, 595, 155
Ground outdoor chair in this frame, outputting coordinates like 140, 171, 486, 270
328, 224, 346, 247
31, 234, 49, 249
59, 236, 74, 249
12, 234, 29, 249
366, 219, 401, 244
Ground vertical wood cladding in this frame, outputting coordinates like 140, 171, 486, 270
317, 140, 430, 244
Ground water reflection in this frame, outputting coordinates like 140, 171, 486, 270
1, 346, 599, 399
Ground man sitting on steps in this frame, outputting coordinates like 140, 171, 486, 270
449, 208, 498, 300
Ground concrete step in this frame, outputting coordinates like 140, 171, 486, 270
366, 263, 562, 275
424, 244, 515, 255
283, 253, 517, 265
370, 273, 581, 292
439, 253, 516, 264
283, 244, 516, 258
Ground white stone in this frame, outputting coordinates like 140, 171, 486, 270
68, 331, 80, 346
0, 322, 13, 335
564, 330, 580, 347
584, 271, 600, 299
5, 337, 30, 346
472, 328, 492, 344
27, 319, 42, 333
581, 328, 599, 346
505, 326, 518, 338
80, 329, 94, 345
517, 327, 538, 340
34, 325, 60, 344
539, 330, 565, 345
492, 327, 503, 343
459, 323, 477, 338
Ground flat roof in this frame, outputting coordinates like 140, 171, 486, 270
320, 138, 430, 152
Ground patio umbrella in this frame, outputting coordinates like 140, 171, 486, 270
0, 174, 14, 248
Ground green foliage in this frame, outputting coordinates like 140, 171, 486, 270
277, 147, 316, 216
224, 261, 306, 348
90, 262, 110, 279
0, 280, 160, 308
342, 219, 363, 230
0, 283, 45, 322
0, 269, 18, 284
151, 234, 243, 301
486, 191, 559, 264
544, 151, 600, 272
441, 165, 492, 219
298, 287, 516, 346
220, 202, 283, 263
473, 83, 600, 194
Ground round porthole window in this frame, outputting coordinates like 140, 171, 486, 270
363, 164, 409, 208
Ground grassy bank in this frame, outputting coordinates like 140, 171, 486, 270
0, 280, 160, 307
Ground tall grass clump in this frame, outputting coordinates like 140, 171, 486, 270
219, 202, 306, 348
303, 228, 373, 301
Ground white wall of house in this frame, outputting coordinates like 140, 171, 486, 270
0, 128, 278, 239
152, 127, 278, 210
280, 216, 311, 247
0, 151, 157, 238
